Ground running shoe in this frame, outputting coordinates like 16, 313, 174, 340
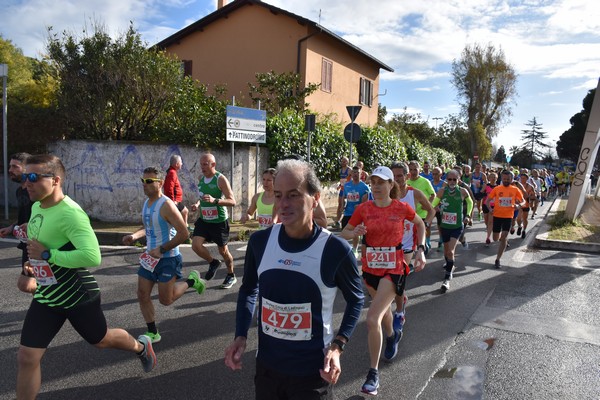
361, 368, 380, 395
516, 226, 522, 236
384, 330, 401, 360
485, 238, 491, 246
138, 335, 157, 373
220, 274, 237, 289
510, 228, 515, 235
461, 240, 469, 249
143, 331, 162, 344
440, 279, 450, 293
521, 230, 526, 239
494, 259, 501, 269
188, 270, 206, 295
205, 259, 222, 281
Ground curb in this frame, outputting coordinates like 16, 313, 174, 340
533, 197, 600, 254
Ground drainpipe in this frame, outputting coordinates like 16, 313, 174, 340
296, 26, 322, 74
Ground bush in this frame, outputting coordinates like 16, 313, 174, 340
355, 126, 407, 170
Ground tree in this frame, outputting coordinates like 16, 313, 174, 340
0, 36, 62, 154
46, 22, 182, 140
520, 117, 550, 168
248, 71, 319, 116
451, 43, 518, 160
557, 88, 595, 162
494, 145, 507, 163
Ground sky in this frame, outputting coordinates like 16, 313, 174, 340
2, 0, 600, 157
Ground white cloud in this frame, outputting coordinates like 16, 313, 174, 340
415, 86, 441, 92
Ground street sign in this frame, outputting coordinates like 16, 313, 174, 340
305, 114, 316, 132
226, 105, 267, 143
344, 123, 361, 143
346, 105, 362, 122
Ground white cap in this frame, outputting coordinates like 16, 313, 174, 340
371, 166, 393, 181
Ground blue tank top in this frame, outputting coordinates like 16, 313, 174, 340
143, 196, 180, 258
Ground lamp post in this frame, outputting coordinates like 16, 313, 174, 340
1, 64, 8, 220
432, 117, 442, 130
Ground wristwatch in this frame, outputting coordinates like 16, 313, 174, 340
331, 338, 346, 352
424, 221, 430, 228
159, 245, 167, 254
417, 244, 426, 252
41, 249, 51, 261
213, 198, 219, 205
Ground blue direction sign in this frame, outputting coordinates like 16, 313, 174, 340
226, 105, 267, 143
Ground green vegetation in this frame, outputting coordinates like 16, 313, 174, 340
547, 203, 600, 242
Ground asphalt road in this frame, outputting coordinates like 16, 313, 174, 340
1, 203, 599, 399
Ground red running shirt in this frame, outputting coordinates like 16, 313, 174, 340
348, 200, 416, 276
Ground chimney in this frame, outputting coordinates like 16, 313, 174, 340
218, 0, 228, 9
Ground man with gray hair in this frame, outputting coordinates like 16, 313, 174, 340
225, 159, 364, 399
163, 154, 189, 227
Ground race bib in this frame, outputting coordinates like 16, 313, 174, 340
347, 191, 360, 202
30, 259, 58, 286
499, 197, 512, 207
13, 225, 28, 243
139, 252, 160, 272
201, 206, 218, 221
404, 219, 413, 233
257, 214, 273, 229
442, 212, 458, 225
261, 298, 312, 341
366, 247, 397, 269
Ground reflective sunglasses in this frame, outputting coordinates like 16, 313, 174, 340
22, 173, 55, 183
141, 177, 161, 184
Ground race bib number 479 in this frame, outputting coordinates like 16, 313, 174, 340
261, 298, 312, 341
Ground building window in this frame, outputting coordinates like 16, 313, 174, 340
321, 58, 332, 92
181, 60, 193, 77
359, 77, 373, 107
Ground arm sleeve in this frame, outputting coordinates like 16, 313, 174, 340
234, 233, 264, 338
52, 207, 101, 268
330, 240, 365, 340
465, 193, 474, 216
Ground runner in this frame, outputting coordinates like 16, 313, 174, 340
224, 159, 364, 399
431, 169, 473, 293
0, 152, 33, 268
406, 161, 436, 253
515, 173, 535, 239
17, 155, 156, 400
555, 168, 569, 197
485, 170, 525, 268
241, 168, 277, 229
528, 169, 543, 218
334, 156, 352, 229
431, 167, 446, 251
420, 160, 433, 182
483, 172, 498, 246
341, 166, 427, 395
122, 166, 206, 343
341, 165, 371, 257
471, 162, 488, 221
163, 154, 189, 227
390, 162, 434, 340
190, 153, 238, 289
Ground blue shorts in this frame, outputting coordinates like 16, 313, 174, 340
138, 254, 183, 283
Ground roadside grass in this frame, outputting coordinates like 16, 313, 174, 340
547, 200, 600, 242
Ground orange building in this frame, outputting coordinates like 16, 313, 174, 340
154, 0, 393, 127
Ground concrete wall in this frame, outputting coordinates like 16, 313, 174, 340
1, 140, 341, 224
46, 140, 268, 223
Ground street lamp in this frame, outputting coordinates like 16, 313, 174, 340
432, 117, 443, 130
1, 64, 7, 220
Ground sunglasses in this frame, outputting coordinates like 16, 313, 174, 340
447, 178, 458, 182
22, 173, 55, 183
141, 178, 161, 184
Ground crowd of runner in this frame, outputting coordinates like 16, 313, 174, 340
2, 150, 572, 399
